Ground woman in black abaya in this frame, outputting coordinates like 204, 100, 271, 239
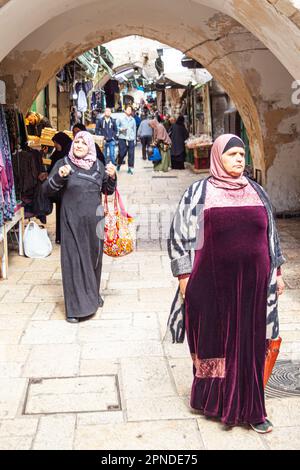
48, 132, 73, 243
170, 116, 189, 170
43, 131, 116, 323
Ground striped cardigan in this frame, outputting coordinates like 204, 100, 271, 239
166, 177, 285, 343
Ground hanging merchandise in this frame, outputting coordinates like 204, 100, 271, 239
4, 107, 27, 152
77, 89, 88, 113
5, 108, 19, 154
0, 149, 8, 227
104, 79, 120, 109
0, 105, 16, 227
91, 91, 104, 110
11, 147, 45, 220
17, 112, 28, 150
84, 80, 93, 95
91, 92, 96, 109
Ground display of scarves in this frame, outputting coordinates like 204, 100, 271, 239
0, 150, 4, 227
0, 105, 16, 226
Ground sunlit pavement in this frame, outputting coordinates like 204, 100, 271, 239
0, 146, 299, 450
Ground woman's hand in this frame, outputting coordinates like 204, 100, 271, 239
38, 172, 48, 182
277, 275, 285, 296
58, 165, 72, 178
106, 162, 116, 179
179, 277, 189, 300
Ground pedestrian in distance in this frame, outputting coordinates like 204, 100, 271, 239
149, 118, 171, 172
170, 115, 189, 170
95, 108, 118, 165
117, 105, 136, 175
137, 114, 153, 160
48, 132, 73, 244
133, 110, 141, 132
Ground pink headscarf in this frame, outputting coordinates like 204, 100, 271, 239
149, 119, 171, 145
210, 134, 248, 190
68, 131, 97, 170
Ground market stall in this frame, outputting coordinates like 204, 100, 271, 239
185, 134, 213, 173
0, 104, 25, 278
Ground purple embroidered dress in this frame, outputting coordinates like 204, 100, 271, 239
185, 182, 270, 425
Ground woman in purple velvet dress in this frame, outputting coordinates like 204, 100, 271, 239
167, 134, 285, 433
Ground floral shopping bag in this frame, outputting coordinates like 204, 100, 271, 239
103, 189, 134, 257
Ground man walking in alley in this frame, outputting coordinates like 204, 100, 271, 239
117, 105, 136, 175
137, 113, 153, 160
95, 108, 118, 165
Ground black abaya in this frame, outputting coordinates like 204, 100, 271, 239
170, 123, 189, 170
43, 157, 116, 319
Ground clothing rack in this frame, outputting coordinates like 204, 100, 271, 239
0, 105, 26, 279
0, 206, 24, 279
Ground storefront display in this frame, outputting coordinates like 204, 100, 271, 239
0, 105, 17, 227
186, 134, 213, 172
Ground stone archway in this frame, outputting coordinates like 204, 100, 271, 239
0, 0, 300, 211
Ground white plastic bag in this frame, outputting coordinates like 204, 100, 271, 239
23, 221, 52, 258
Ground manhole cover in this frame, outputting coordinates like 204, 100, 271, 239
23, 375, 121, 415
266, 361, 300, 399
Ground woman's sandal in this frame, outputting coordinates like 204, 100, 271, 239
250, 418, 273, 433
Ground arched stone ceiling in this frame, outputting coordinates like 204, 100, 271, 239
0, 0, 299, 77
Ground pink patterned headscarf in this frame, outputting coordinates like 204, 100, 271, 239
68, 131, 97, 170
210, 134, 248, 190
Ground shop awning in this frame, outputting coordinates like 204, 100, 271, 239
164, 69, 212, 87
155, 68, 212, 89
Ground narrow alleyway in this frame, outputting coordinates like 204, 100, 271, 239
0, 146, 300, 450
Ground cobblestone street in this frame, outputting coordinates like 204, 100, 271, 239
0, 147, 300, 450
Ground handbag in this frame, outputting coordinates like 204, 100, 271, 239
103, 189, 134, 257
263, 336, 282, 387
147, 146, 162, 162
33, 181, 53, 216
23, 221, 52, 258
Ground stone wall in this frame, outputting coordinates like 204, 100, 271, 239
0, 0, 299, 211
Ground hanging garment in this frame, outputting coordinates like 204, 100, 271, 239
85, 81, 93, 95
5, 108, 19, 154
17, 112, 28, 150
104, 80, 120, 108
91, 92, 97, 109
0, 105, 16, 224
77, 89, 88, 113
11, 147, 43, 219
0, 149, 8, 226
